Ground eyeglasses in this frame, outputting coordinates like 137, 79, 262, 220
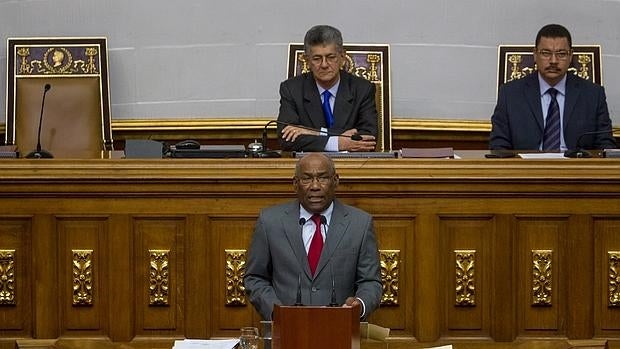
537, 50, 571, 60
309, 54, 339, 66
296, 175, 333, 185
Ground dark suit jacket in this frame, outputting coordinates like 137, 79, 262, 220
489, 72, 616, 150
243, 199, 383, 321
277, 70, 378, 152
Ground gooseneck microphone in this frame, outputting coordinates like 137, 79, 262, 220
295, 217, 307, 306
258, 120, 284, 158
26, 84, 54, 159
294, 273, 303, 306
329, 264, 338, 307
563, 128, 614, 158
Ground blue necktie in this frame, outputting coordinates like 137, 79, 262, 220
322, 90, 334, 128
542, 88, 561, 151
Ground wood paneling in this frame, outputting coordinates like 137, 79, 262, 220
0, 158, 619, 346
133, 217, 185, 334
441, 216, 493, 337
369, 216, 415, 333
516, 217, 568, 335
594, 218, 620, 333
0, 218, 31, 336
58, 217, 108, 334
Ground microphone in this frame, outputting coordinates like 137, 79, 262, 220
317, 215, 338, 307
329, 264, 338, 307
26, 84, 53, 159
564, 128, 614, 158
295, 217, 307, 306
294, 273, 303, 306
258, 120, 284, 158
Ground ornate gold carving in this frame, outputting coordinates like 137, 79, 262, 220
15, 46, 99, 75
379, 250, 399, 305
149, 250, 169, 306
295, 49, 381, 82
505, 51, 596, 84
72, 249, 93, 306
506, 54, 535, 83
455, 250, 475, 306
225, 249, 246, 306
296, 52, 310, 74
17, 47, 33, 74
532, 250, 552, 306
41, 47, 73, 74
0, 250, 16, 305
84, 47, 99, 74
575, 54, 592, 81
609, 251, 620, 307
366, 54, 380, 81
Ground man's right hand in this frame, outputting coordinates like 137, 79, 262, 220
281, 125, 320, 142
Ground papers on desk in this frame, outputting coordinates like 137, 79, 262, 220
172, 339, 239, 349
518, 153, 568, 159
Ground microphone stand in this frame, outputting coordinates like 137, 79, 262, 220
258, 120, 282, 158
26, 84, 53, 159
563, 129, 614, 158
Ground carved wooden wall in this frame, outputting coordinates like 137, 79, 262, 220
1, 158, 620, 347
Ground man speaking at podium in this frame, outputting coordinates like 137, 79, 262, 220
244, 153, 382, 320
277, 25, 378, 152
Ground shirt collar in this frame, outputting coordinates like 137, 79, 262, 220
299, 202, 334, 226
538, 73, 567, 97
316, 79, 340, 98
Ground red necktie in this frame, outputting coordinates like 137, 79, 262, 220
308, 214, 324, 276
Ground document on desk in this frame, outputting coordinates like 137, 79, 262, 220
518, 153, 567, 159
172, 339, 239, 349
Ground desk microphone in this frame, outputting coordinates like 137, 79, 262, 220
259, 120, 364, 157
564, 128, 615, 158
26, 84, 53, 159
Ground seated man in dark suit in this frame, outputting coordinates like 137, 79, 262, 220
243, 153, 382, 320
277, 25, 378, 152
490, 24, 616, 151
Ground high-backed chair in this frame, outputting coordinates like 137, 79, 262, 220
497, 45, 602, 93
287, 43, 392, 152
5, 37, 113, 158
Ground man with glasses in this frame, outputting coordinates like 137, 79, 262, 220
244, 153, 382, 320
277, 25, 378, 152
490, 24, 616, 151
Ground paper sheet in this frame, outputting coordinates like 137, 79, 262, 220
172, 339, 239, 349
518, 153, 567, 159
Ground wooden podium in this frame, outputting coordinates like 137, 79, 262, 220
271, 304, 361, 349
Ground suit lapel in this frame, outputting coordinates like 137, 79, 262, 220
303, 73, 327, 128
314, 201, 350, 277
333, 72, 354, 130
563, 74, 581, 128
281, 202, 311, 276
525, 73, 544, 133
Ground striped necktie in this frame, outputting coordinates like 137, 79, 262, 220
542, 88, 561, 151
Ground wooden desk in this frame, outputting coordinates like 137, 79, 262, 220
1, 157, 620, 347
